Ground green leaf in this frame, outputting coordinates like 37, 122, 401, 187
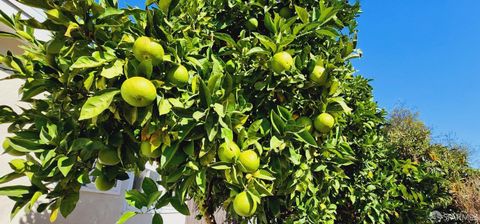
79, 90, 120, 120
246, 47, 269, 56
152, 213, 163, 224
157, 97, 172, 115
270, 110, 285, 135
0, 105, 17, 123
0, 185, 29, 197
142, 177, 158, 196
327, 97, 352, 114
116, 211, 136, 224
253, 169, 276, 181
264, 12, 276, 33
125, 189, 148, 209
210, 162, 232, 170
98, 8, 124, 20
57, 156, 74, 177
253, 33, 276, 52
60, 193, 79, 217
70, 56, 105, 70
214, 32, 236, 47
170, 197, 190, 215
100, 60, 124, 79
294, 130, 317, 147
294, 5, 310, 24
0, 172, 23, 184
198, 77, 212, 108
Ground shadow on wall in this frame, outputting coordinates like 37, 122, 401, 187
18, 210, 53, 224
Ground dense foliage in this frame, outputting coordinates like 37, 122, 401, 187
0, 0, 475, 224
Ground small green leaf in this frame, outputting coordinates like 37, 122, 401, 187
100, 60, 124, 79
116, 211, 136, 224
0, 185, 30, 197
152, 213, 163, 224
294, 5, 309, 24
79, 90, 120, 120
157, 97, 172, 115
57, 156, 74, 177
60, 193, 79, 217
142, 177, 158, 196
170, 197, 190, 215
70, 56, 105, 70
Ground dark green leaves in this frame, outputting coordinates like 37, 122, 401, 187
116, 211, 136, 224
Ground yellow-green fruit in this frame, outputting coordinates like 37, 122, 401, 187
133, 36, 164, 65
218, 142, 241, 163
314, 113, 335, 133
246, 18, 259, 30
98, 149, 120, 166
239, 150, 260, 173
2, 139, 24, 156
310, 65, 327, 85
95, 175, 115, 191
297, 117, 313, 132
121, 77, 157, 107
140, 141, 162, 158
279, 7, 291, 18
271, 51, 293, 73
167, 64, 189, 86
233, 191, 257, 217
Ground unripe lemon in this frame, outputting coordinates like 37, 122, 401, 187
279, 7, 292, 18
233, 191, 257, 217
245, 18, 259, 30
239, 150, 260, 173
167, 64, 189, 86
140, 141, 162, 158
121, 77, 157, 107
218, 142, 241, 163
297, 117, 313, 132
310, 65, 327, 85
271, 51, 293, 73
314, 113, 335, 133
133, 36, 164, 65
95, 175, 115, 191
98, 149, 120, 166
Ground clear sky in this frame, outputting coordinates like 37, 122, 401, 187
119, 1, 479, 167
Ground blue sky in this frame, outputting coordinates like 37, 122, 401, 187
120, 1, 479, 167
354, 1, 480, 168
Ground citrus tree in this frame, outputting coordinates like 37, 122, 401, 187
0, 0, 448, 223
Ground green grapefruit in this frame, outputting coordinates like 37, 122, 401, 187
167, 64, 189, 86
98, 149, 120, 166
314, 113, 335, 133
271, 51, 293, 73
218, 142, 241, 163
95, 175, 115, 191
279, 7, 292, 18
246, 18, 258, 30
297, 117, 313, 132
233, 191, 257, 217
239, 150, 260, 173
121, 77, 157, 107
310, 65, 327, 85
133, 36, 164, 65
140, 141, 162, 158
